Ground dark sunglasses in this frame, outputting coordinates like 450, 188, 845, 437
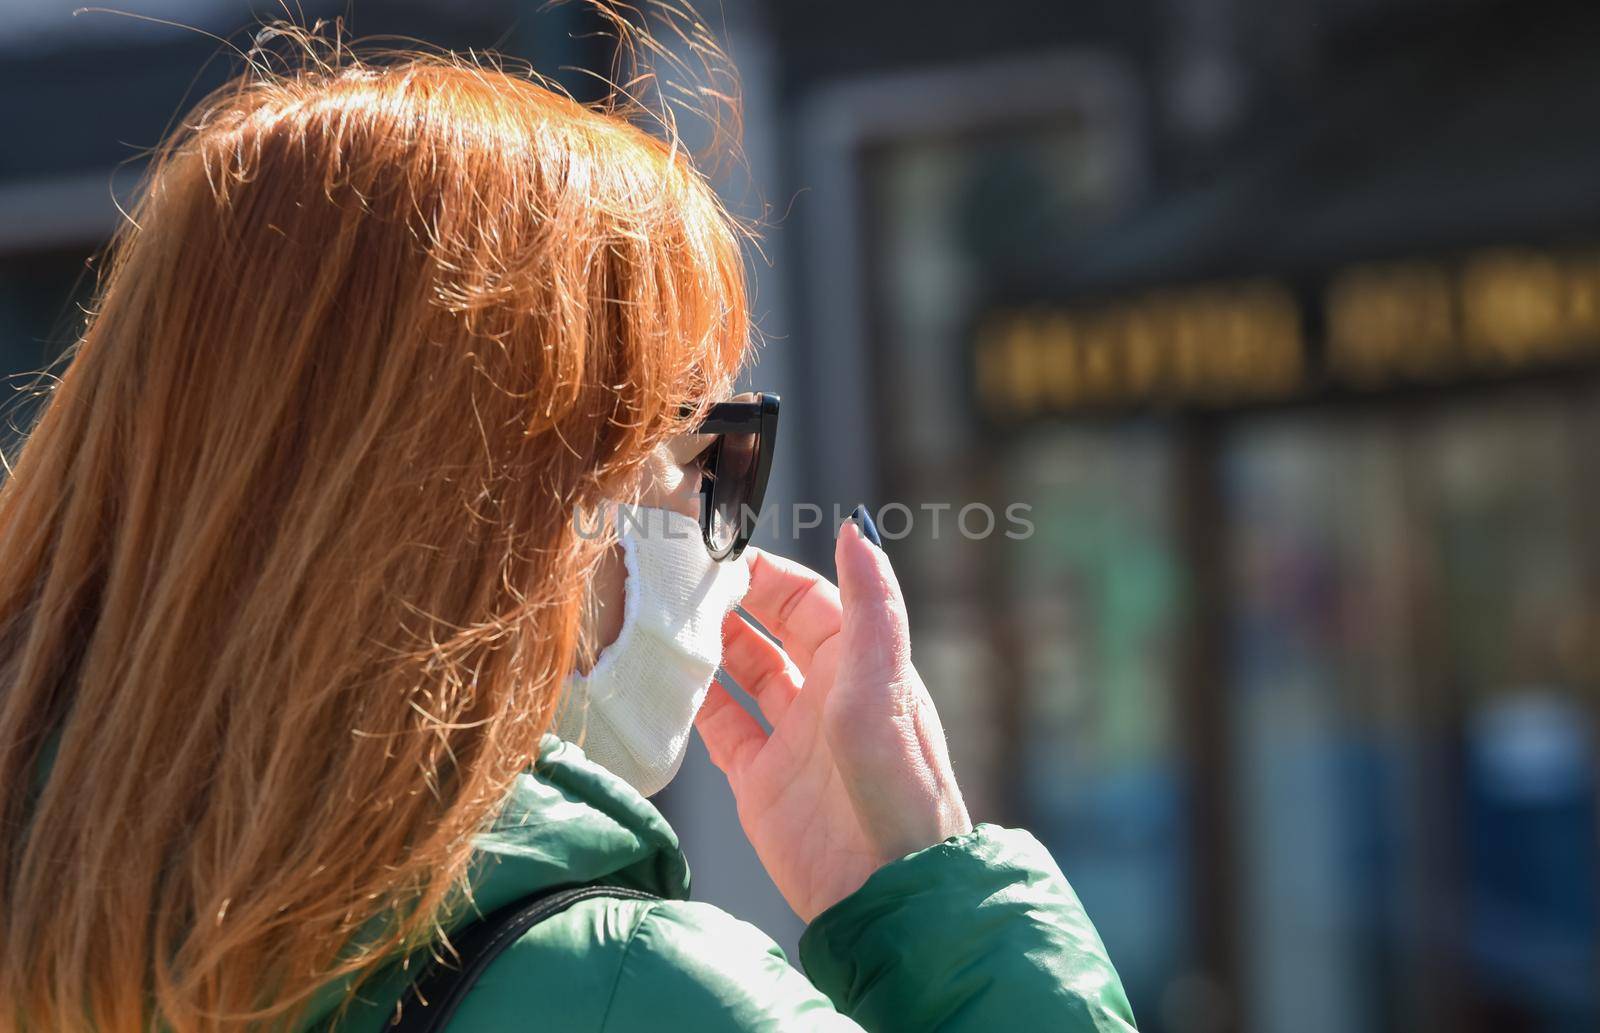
689, 392, 780, 561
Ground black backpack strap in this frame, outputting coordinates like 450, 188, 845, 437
387, 884, 662, 1033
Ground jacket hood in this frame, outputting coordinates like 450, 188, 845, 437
295, 736, 690, 1030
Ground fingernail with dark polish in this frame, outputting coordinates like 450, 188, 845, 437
849, 504, 882, 548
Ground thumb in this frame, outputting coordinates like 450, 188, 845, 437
834, 519, 913, 688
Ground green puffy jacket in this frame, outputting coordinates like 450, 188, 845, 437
300, 738, 1137, 1032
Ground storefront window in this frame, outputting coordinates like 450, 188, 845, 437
1223, 412, 1419, 1033
1222, 390, 1600, 1033
1005, 426, 1191, 1024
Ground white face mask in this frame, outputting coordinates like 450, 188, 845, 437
557, 504, 750, 796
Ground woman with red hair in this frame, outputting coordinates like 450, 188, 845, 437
0, 29, 1135, 1033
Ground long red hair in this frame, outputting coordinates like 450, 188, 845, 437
0, 26, 748, 1032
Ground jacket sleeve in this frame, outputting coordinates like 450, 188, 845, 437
601, 824, 1136, 1033
798, 823, 1138, 1033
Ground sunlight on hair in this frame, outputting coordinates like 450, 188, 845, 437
0, 7, 753, 1031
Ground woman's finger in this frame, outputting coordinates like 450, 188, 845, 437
694, 681, 767, 779
834, 521, 912, 686
829, 521, 971, 863
719, 611, 801, 726
738, 548, 842, 671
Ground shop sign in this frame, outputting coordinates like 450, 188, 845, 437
974, 247, 1600, 418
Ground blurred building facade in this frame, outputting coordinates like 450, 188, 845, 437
766, 3, 1600, 1032
4, 2, 1600, 1032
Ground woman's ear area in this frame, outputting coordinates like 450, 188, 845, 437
636, 441, 705, 520
574, 440, 703, 672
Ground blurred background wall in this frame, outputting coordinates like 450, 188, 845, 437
4, 2, 1600, 1032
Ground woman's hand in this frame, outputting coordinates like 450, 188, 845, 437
694, 521, 972, 922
